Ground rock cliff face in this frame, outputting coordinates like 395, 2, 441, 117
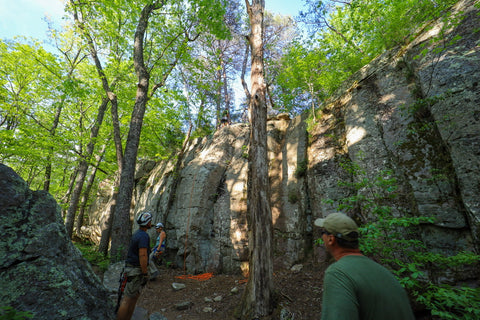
0, 164, 115, 319
307, 0, 480, 284
85, 0, 479, 284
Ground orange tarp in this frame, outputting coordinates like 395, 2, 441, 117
175, 272, 214, 281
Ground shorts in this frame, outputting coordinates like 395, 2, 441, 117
152, 247, 165, 255
150, 249, 164, 266
124, 266, 146, 298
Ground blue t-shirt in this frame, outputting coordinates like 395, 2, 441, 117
125, 229, 150, 266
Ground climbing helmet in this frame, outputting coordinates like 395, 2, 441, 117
136, 212, 152, 226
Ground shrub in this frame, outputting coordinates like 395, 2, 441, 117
74, 240, 110, 272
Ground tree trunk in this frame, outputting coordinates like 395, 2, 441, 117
216, 58, 222, 129
75, 143, 107, 237
43, 98, 64, 191
60, 167, 78, 218
110, 93, 123, 171
64, 98, 109, 238
238, 0, 274, 318
98, 190, 117, 256
221, 52, 231, 124
65, 159, 88, 238
308, 82, 317, 122
240, 38, 251, 123
109, 3, 156, 262
266, 82, 274, 113
43, 162, 52, 192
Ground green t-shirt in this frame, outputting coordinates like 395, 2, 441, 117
321, 255, 414, 320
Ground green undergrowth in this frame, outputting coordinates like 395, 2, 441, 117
73, 240, 110, 272
0, 306, 33, 320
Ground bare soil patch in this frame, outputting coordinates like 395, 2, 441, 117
137, 261, 325, 319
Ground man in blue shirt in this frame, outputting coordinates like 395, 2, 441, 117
117, 212, 152, 320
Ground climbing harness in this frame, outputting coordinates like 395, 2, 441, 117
115, 268, 128, 313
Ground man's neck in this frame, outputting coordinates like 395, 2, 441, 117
333, 248, 362, 261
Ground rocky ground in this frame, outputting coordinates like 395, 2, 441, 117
133, 260, 326, 320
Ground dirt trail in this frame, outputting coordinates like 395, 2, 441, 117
137, 262, 325, 319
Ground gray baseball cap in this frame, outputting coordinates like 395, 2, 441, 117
314, 212, 359, 241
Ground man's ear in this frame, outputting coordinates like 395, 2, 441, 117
326, 234, 336, 246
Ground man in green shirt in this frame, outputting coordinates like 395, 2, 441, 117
315, 212, 415, 320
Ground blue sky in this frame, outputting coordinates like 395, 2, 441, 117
0, 0, 65, 41
266, 0, 305, 17
0, 0, 305, 41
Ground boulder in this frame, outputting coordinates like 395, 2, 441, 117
0, 164, 115, 319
